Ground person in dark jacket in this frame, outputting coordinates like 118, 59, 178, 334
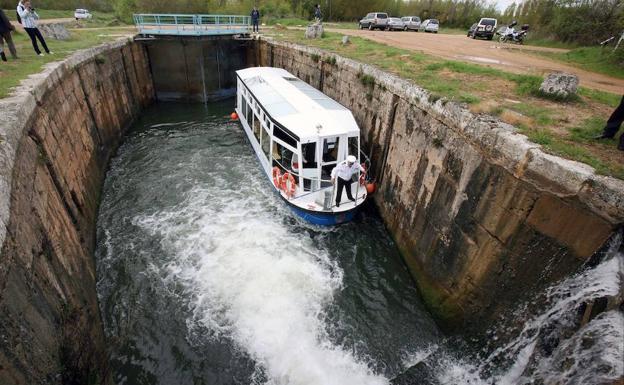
314, 4, 322, 22
595, 95, 624, 151
0, 9, 18, 62
250, 7, 260, 33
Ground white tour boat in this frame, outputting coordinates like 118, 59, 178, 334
235, 67, 370, 225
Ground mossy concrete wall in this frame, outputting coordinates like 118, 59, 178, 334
0, 38, 154, 384
257, 38, 624, 331
144, 36, 255, 102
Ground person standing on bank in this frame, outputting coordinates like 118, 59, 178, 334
17, 0, 52, 56
331, 155, 364, 207
0, 9, 18, 62
314, 4, 322, 23
596, 95, 624, 151
250, 7, 260, 33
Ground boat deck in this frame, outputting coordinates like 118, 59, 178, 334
281, 181, 367, 213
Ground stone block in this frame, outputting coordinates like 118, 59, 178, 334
305, 22, 324, 39
539, 72, 579, 99
526, 194, 612, 258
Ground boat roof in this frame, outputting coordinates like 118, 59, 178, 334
236, 67, 360, 142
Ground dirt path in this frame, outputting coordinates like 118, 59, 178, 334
329, 29, 623, 94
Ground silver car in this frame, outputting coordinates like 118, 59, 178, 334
359, 12, 389, 30
387, 17, 405, 31
401, 16, 421, 31
421, 19, 439, 33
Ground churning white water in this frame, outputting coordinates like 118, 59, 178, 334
96, 102, 623, 385
404, 235, 624, 385
134, 184, 388, 385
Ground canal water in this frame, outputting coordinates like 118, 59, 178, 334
96, 101, 623, 385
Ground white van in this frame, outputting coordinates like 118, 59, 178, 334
74, 9, 92, 20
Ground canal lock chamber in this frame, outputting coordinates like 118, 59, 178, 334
0, 36, 622, 385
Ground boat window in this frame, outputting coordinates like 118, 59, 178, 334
246, 100, 252, 128
348, 136, 359, 161
302, 142, 317, 168
253, 114, 261, 143
273, 141, 297, 176
322, 137, 339, 163
240, 97, 247, 119
274, 126, 298, 148
261, 126, 271, 160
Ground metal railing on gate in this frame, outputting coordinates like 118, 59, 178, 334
133, 14, 251, 36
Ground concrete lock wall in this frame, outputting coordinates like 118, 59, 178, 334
0, 38, 154, 384
257, 38, 624, 330
145, 36, 255, 102
0, 33, 623, 383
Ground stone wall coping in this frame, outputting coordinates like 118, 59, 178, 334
0, 37, 134, 255
262, 38, 624, 225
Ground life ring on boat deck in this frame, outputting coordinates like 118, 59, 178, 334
272, 167, 282, 189
359, 163, 367, 186
281, 172, 297, 197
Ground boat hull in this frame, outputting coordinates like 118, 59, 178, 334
283, 199, 359, 225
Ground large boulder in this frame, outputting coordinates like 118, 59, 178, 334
38, 23, 71, 40
305, 22, 324, 39
539, 72, 579, 99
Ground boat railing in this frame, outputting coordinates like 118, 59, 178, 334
133, 13, 251, 36
273, 152, 370, 206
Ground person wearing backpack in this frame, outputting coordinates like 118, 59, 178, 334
17, 0, 52, 56
0, 9, 18, 61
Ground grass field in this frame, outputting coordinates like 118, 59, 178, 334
0, 27, 132, 98
529, 46, 624, 80
266, 28, 624, 179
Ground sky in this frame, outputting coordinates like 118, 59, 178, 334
492, 0, 518, 11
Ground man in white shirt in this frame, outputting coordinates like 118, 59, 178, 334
17, 0, 51, 56
331, 155, 364, 208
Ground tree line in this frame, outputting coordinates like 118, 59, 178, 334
1, 0, 621, 45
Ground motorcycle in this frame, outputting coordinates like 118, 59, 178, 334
497, 21, 529, 44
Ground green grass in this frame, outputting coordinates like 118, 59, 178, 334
532, 46, 624, 80
568, 117, 606, 143
266, 17, 310, 26
579, 87, 621, 108
438, 27, 467, 35
0, 28, 130, 98
522, 126, 624, 179
522, 37, 579, 50
510, 103, 554, 126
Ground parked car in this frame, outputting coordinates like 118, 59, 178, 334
421, 19, 439, 33
387, 17, 405, 31
359, 12, 389, 30
401, 16, 421, 31
74, 8, 92, 20
468, 18, 497, 40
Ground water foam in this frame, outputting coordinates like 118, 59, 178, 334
135, 183, 388, 385
426, 238, 624, 385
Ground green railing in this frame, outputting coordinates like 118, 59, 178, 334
133, 14, 251, 36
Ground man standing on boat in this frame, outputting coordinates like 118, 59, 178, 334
331, 155, 364, 208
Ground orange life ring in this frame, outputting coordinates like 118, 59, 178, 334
359, 163, 367, 186
281, 172, 297, 197
272, 167, 282, 189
